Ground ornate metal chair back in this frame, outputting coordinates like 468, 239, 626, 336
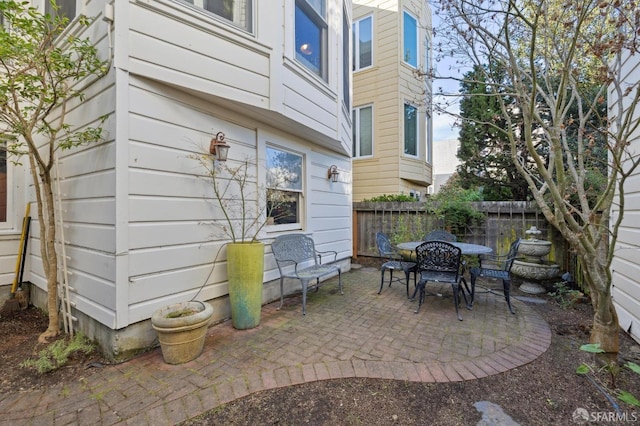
415, 241, 462, 275
272, 234, 318, 268
375, 232, 397, 259
503, 238, 522, 271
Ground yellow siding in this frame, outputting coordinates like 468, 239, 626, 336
352, 0, 432, 201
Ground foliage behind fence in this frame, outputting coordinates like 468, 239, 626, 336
352, 200, 574, 279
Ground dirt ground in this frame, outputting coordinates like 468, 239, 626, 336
2, 277, 640, 425
178, 290, 640, 426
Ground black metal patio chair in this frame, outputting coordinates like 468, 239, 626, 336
411, 240, 469, 320
375, 232, 417, 297
469, 238, 521, 314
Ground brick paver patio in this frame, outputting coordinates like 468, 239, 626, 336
0, 267, 551, 425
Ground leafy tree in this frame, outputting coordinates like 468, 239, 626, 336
0, 1, 108, 342
457, 64, 531, 200
434, 0, 640, 353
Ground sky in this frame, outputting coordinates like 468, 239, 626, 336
430, 7, 464, 144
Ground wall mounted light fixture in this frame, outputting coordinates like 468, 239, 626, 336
327, 165, 339, 182
209, 131, 230, 162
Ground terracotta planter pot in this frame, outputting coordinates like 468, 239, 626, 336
151, 301, 213, 364
227, 242, 264, 330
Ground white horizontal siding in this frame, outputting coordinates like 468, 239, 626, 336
612, 49, 640, 344
128, 1, 271, 109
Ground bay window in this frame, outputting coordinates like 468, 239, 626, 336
295, 0, 327, 80
403, 11, 418, 68
404, 103, 418, 156
352, 106, 373, 158
352, 15, 372, 71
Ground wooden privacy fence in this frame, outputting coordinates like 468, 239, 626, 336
353, 200, 572, 277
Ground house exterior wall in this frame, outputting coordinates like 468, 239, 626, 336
610, 49, 640, 344
351, 0, 432, 202
16, 0, 352, 359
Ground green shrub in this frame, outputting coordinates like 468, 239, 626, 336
428, 181, 484, 236
363, 194, 417, 202
20, 333, 95, 374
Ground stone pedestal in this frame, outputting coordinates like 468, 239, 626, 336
512, 228, 560, 294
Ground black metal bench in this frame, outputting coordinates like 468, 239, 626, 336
272, 234, 342, 315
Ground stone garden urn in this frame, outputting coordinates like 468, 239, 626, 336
511, 226, 560, 294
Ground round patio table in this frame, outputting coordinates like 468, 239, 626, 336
397, 241, 493, 255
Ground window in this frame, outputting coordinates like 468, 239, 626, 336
403, 11, 418, 68
342, 6, 350, 108
352, 106, 373, 158
183, 0, 253, 31
352, 15, 372, 71
295, 0, 327, 80
266, 146, 303, 227
45, 0, 76, 22
404, 103, 418, 156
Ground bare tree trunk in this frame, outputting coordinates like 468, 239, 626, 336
584, 260, 619, 353
29, 153, 59, 343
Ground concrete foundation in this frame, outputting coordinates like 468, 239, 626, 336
25, 259, 351, 361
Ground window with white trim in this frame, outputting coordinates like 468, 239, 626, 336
403, 11, 418, 68
352, 105, 373, 158
182, 0, 253, 31
295, 0, 327, 80
352, 15, 372, 71
266, 146, 303, 229
404, 103, 418, 156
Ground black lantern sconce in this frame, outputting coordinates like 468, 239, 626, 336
209, 131, 230, 162
327, 165, 340, 182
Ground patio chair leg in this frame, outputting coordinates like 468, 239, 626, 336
403, 269, 411, 298
414, 280, 426, 313
503, 278, 515, 314
452, 283, 463, 321
378, 268, 386, 294
278, 277, 285, 310
461, 277, 471, 310
469, 271, 478, 308
338, 270, 344, 295
301, 280, 309, 315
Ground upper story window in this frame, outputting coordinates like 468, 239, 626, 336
183, 0, 253, 32
352, 15, 372, 71
403, 11, 418, 68
295, 0, 327, 81
267, 146, 304, 230
404, 103, 418, 156
352, 105, 373, 158
46, 0, 76, 22
342, 5, 350, 108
